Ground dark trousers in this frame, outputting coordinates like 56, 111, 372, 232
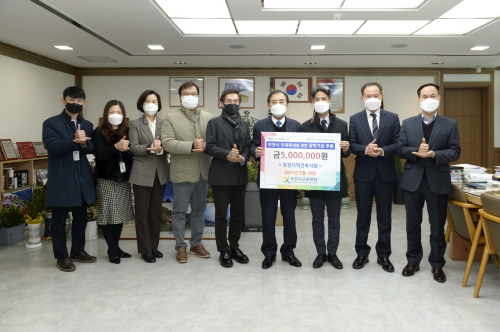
212, 184, 246, 252
133, 172, 166, 254
404, 178, 448, 268
260, 188, 298, 257
102, 224, 124, 259
354, 169, 395, 258
51, 198, 87, 260
310, 198, 341, 255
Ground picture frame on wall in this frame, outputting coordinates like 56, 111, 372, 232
169, 77, 204, 107
316, 77, 345, 113
270, 77, 312, 103
218, 77, 255, 109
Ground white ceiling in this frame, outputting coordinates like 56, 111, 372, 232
0, 0, 499, 68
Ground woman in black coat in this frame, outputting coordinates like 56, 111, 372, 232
93, 100, 134, 264
300, 85, 351, 270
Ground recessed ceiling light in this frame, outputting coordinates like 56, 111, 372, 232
235, 21, 298, 34
432, 63, 444, 65
356, 20, 429, 35
470, 46, 490, 51
155, 0, 230, 18
342, 0, 425, 9
148, 45, 164, 50
264, 0, 343, 9
173, 19, 236, 34
414, 19, 493, 35
54, 46, 73, 50
298, 21, 364, 35
174, 62, 187, 64
440, 0, 500, 19
305, 62, 317, 65
311, 45, 326, 50
229, 44, 245, 49
391, 43, 409, 48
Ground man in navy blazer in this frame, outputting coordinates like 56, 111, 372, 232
349, 82, 400, 272
250, 90, 302, 269
397, 83, 460, 283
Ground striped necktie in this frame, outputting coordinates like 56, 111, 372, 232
371, 113, 378, 137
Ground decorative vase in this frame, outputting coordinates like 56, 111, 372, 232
85, 220, 98, 240
25, 215, 44, 249
299, 196, 311, 210
341, 196, 351, 209
42, 212, 52, 240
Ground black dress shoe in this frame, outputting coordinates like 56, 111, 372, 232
219, 251, 233, 268
282, 255, 302, 267
352, 256, 369, 269
110, 257, 121, 264
377, 257, 395, 273
56, 257, 76, 272
313, 254, 327, 268
431, 267, 447, 283
402, 263, 420, 277
328, 254, 343, 270
231, 248, 249, 264
119, 252, 131, 258
70, 251, 97, 263
142, 253, 156, 263
262, 255, 276, 269
152, 249, 163, 258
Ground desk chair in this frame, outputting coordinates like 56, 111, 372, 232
446, 184, 481, 244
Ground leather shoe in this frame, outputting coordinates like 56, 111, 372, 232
219, 251, 233, 268
282, 255, 302, 267
70, 251, 96, 263
328, 254, 343, 270
110, 257, 121, 264
142, 253, 156, 263
432, 267, 447, 283
231, 248, 249, 264
56, 257, 75, 272
313, 253, 327, 268
352, 256, 369, 269
119, 252, 131, 258
377, 257, 394, 273
262, 255, 276, 269
402, 263, 420, 277
152, 249, 163, 258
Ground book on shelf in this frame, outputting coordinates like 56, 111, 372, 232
14, 169, 28, 188
12, 143, 21, 159
3, 168, 14, 190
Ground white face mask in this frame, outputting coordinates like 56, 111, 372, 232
143, 103, 158, 116
108, 114, 123, 125
364, 98, 382, 111
420, 98, 440, 113
314, 101, 330, 114
270, 104, 287, 117
181, 96, 199, 110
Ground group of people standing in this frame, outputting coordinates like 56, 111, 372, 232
42, 80, 460, 284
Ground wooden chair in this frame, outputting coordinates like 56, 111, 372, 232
473, 192, 500, 297
445, 184, 481, 244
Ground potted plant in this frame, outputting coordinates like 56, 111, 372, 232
341, 173, 355, 209
393, 155, 405, 205
85, 203, 99, 240
13, 186, 47, 248
0, 203, 26, 246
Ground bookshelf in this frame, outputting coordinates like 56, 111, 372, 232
1, 157, 48, 199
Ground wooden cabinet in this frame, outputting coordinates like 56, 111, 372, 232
0, 157, 48, 199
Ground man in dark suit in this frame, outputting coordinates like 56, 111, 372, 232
397, 83, 460, 283
206, 88, 251, 268
250, 90, 302, 269
349, 82, 400, 272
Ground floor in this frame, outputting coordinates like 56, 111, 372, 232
0, 202, 499, 332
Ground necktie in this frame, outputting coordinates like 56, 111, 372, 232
276, 120, 282, 128
321, 119, 327, 132
371, 113, 378, 137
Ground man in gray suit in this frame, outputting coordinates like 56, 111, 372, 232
397, 83, 461, 283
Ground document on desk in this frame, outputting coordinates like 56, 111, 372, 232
259, 132, 341, 191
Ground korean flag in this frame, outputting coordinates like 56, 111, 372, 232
275, 78, 309, 102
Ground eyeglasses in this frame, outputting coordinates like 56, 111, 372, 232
181, 93, 199, 97
68, 98, 85, 104
314, 97, 329, 102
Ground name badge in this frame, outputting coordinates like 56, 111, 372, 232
73, 151, 80, 161
119, 162, 126, 173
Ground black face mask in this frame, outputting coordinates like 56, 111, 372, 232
66, 102, 83, 114
223, 103, 239, 116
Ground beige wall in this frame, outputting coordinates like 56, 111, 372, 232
0, 54, 74, 142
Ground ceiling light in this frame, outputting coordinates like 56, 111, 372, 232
342, 0, 425, 9
305, 62, 317, 65
174, 62, 187, 64
148, 45, 164, 50
470, 46, 490, 51
235, 21, 298, 34
432, 62, 444, 65
311, 45, 325, 50
356, 20, 429, 35
391, 44, 408, 48
298, 21, 364, 35
264, 0, 343, 9
440, 0, 500, 19
414, 19, 493, 35
173, 19, 236, 34
229, 45, 245, 49
155, 0, 230, 18
54, 46, 73, 50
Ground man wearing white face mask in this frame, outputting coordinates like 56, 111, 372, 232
349, 82, 401, 273
250, 90, 302, 269
397, 83, 460, 283
162, 82, 213, 263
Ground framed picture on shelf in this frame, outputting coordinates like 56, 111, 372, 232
32, 142, 48, 157
270, 77, 312, 103
218, 77, 255, 109
169, 77, 204, 107
0, 139, 18, 161
316, 77, 345, 113
17, 142, 37, 159
12, 143, 20, 159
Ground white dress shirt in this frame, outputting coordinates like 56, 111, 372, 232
318, 114, 330, 128
148, 116, 163, 155
271, 115, 286, 127
365, 108, 384, 156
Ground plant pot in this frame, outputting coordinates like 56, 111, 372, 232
42, 212, 52, 240
85, 220, 98, 240
25, 223, 42, 249
393, 174, 405, 205
299, 196, 311, 210
243, 182, 262, 231
341, 196, 351, 209
0, 224, 26, 246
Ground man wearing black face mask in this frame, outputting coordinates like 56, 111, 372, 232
206, 88, 251, 268
42, 86, 97, 272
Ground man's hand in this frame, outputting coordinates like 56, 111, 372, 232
366, 139, 378, 156
227, 154, 244, 163
255, 147, 264, 158
73, 124, 91, 145
230, 144, 239, 158
412, 150, 435, 159
339, 141, 349, 153
370, 147, 383, 157
147, 136, 163, 152
192, 134, 206, 153
115, 136, 130, 152
417, 138, 429, 154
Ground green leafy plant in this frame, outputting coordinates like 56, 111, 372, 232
395, 154, 403, 175
241, 109, 259, 137
345, 172, 354, 193
207, 186, 214, 203
87, 204, 99, 221
13, 185, 48, 221
247, 158, 259, 183
0, 205, 26, 229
